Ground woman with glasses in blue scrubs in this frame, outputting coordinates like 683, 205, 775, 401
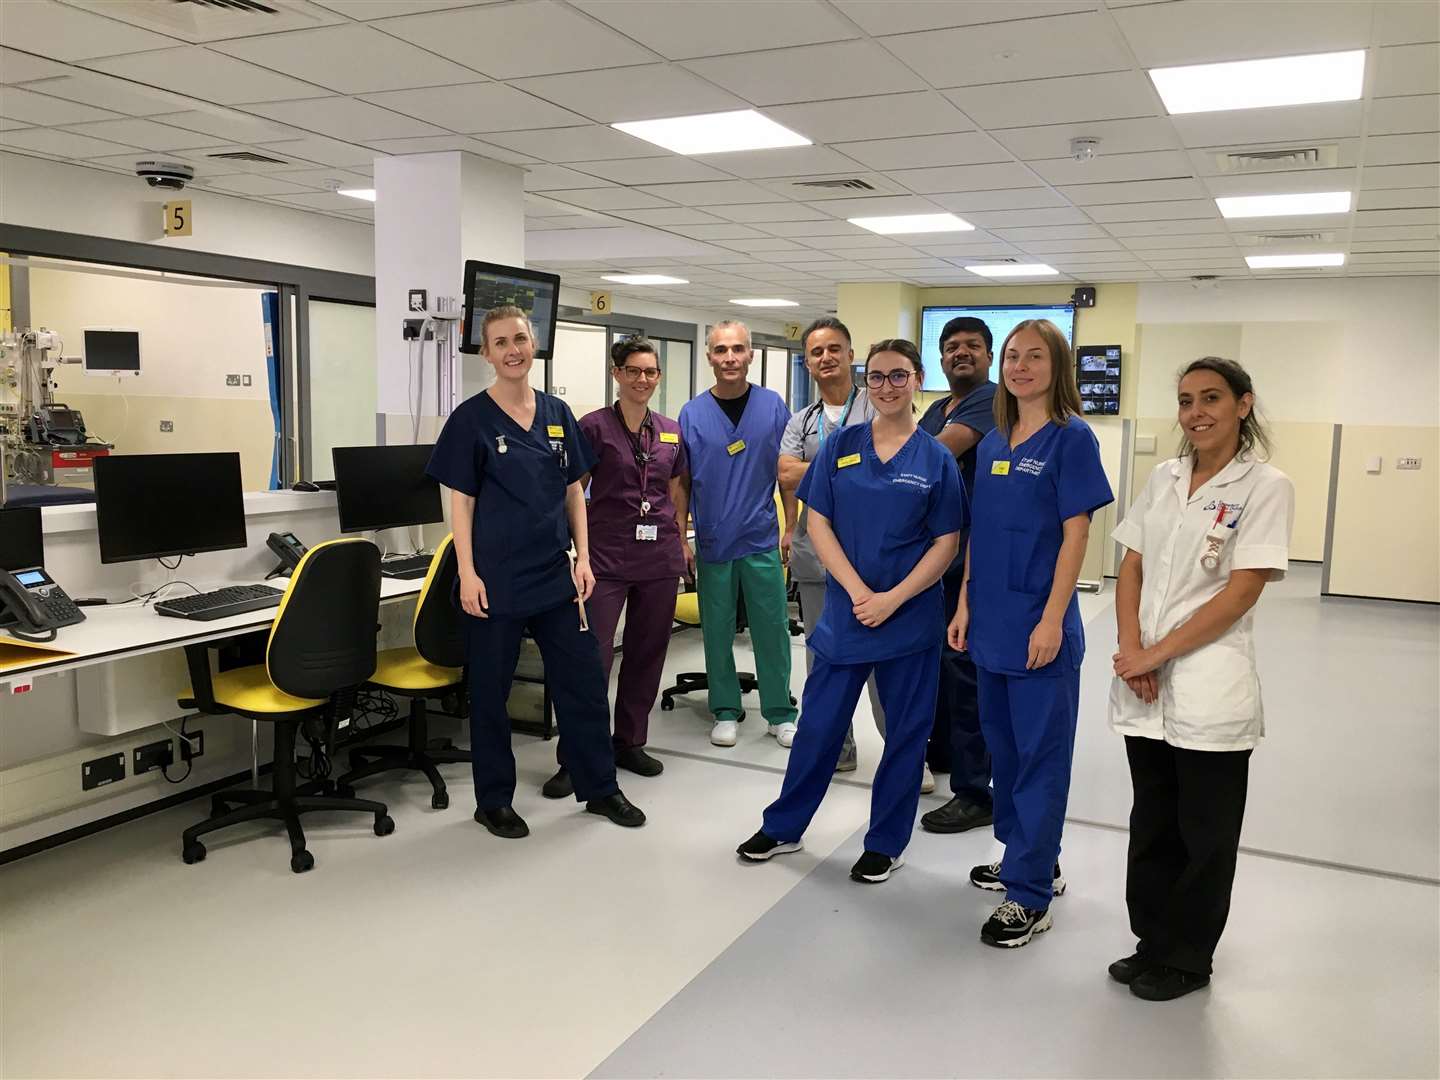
426, 305, 647, 840
950, 319, 1112, 948
738, 339, 965, 884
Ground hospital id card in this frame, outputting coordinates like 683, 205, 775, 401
726, 439, 746, 456
837, 453, 861, 469
991, 460, 1011, 475
659, 432, 679, 444
635, 524, 659, 542
547, 424, 565, 437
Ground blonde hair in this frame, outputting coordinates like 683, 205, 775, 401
993, 319, 1082, 433
479, 305, 533, 354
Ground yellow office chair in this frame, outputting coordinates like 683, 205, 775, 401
335, 534, 469, 810
178, 537, 392, 874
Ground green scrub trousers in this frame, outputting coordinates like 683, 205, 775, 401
696, 550, 796, 726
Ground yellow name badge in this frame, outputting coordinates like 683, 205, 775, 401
726, 439, 746, 456
547, 425, 564, 437
837, 453, 862, 469
659, 432, 679, 444
992, 460, 1011, 475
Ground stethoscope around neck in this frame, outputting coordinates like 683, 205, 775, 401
614, 401, 656, 516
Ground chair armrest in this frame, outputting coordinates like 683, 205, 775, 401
182, 644, 218, 712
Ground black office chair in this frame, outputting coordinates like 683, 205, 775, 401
178, 538, 394, 874
336, 534, 470, 809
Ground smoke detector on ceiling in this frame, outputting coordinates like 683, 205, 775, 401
1070, 137, 1100, 162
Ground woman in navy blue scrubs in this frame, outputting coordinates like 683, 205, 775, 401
950, 319, 1112, 947
738, 339, 965, 884
427, 305, 646, 840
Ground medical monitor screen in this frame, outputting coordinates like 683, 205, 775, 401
460, 260, 560, 359
93, 453, 248, 563
0, 507, 45, 572
332, 445, 443, 533
82, 328, 142, 376
919, 305, 1076, 393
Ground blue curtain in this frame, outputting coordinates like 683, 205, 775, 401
260, 292, 282, 489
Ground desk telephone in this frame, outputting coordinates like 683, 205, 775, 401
0, 567, 85, 640
266, 531, 308, 578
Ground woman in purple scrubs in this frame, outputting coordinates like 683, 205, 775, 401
544, 337, 690, 796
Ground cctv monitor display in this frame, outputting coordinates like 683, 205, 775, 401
460, 260, 560, 359
332, 445, 443, 534
93, 453, 248, 564
82, 328, 142, 376
919, 304, 1076, 393
0, 507, 45, 572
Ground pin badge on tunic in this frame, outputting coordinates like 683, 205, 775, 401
640, 500, 651, 514
496, 435, 508, 455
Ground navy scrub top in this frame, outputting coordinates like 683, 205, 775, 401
427, 389, 595, 618
798, 423, 967, 664
967, 416, 1112, 677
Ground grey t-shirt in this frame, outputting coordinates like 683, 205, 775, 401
780, 388, 875, 582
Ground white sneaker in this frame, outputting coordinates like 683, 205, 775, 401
710, 720, 738, 747
920, 763, 936, 794
769, 721, 797, 748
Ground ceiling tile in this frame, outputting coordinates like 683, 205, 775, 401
568, 156, 731, 185
213, 24, 482, 95
1015, 238, 1129, 253
1374, 1, 1440, 47
757, 220, 870, 238
1368, 95, 1440, 136
1030, 149, 1195, 186
1353, 207, 1440, 226
1201, 168, 1357, 197
669, 224, 770, 241
1104, 217, 1226, 236
910, 241, 1024, 257
149, 108, 306, 143
1112, 1, 1374, 66
513, 64, 744, 124
0, 117, 28, 131
0, 3, 177, 60
311, 0, 493, 17
243, 96, 445, 141
545, 187, 677, 211
835, 0, 1093, 35
1171, 102, 1364, 149
837, 131, 1011, 171
708, 203, 834, 223
635, 179, 780, 206
58, 117, 224, 151
360, 134, 538, 162
522, 163, 617, 190
1084, 199, 1222, 222
608, 207, 727, 227
86, 48, 332, 105
63, 0, 349, 43
483, 125, 663, 162
1062, 178, 1209, 205
203, 172, 317, 196
1048, 251, 1156, 264
986, 220, 1106, 237
944, 71, 1159, 130
360, 83, 585, 134
684, 40, 924, 105
766, 92, 972, 143
252, 133, 377, 166
572, 0, 856, 60
889, 162, 1042, 194
714, 237, 808, 253
1357, 187, 1439, 210
880, 12, 1131, 89
16, 72, 198, 116
0, 47, 72, 82
692, 145, 867, 180
272, 190, 379, 213
1360, 163, 1440, 188
819, 235, 913, 251
1375, 43, 1440, 97
995, 117, 1180, 161
930, 189, 1069, 212
378, 0, 656, 79
0, 127, 139, 158
1366, 132, 1440, 166
1124, 233, 1237, 250
786, 193, 939, 218
1349, 238, 1440, 252
0, 86, 117, 125
265, 165, 370, 188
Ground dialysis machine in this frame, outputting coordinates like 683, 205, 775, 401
0, 327, 114, 491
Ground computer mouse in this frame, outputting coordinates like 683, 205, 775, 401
292, 480, 320, 492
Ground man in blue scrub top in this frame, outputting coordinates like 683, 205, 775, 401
918, 316, 998, 835
677, 320, 796, 749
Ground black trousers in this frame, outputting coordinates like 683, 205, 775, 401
927, 565, 992, 809
1125, 735, 1252, 976
465, 599, 620, 812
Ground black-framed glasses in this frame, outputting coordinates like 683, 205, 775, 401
618, 366, 661, 381
865, 368, 915, 389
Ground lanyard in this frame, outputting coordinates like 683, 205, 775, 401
811, 387, 857, 457
614, 402, 654, 516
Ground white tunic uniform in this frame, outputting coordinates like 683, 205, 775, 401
1108, 454, 1294, 751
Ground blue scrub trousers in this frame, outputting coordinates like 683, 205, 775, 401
763, 645, 941, 857
977, 664, 1080, 910
464, 598, 621, 811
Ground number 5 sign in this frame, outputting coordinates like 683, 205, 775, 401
163, 200, 193, 237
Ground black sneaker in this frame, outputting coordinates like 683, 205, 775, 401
850, 850, 903, 883
541, 766, 573, 799
968, 860, 1067, 896
585, 792, 646, 827
1108, 951, 1156, 985
615, 747, 664, 777
980, 899, 1052, 948
474, 806, 529, 839
921, 797, 994, 834
736, 830, 803, 861
1130, 965, 1210, 1001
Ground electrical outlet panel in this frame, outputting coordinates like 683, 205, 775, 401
81, 752, 125, 791
134, 739, 173, 775
1397, 457, 1422, 471
159, 420, 173, 432
225, 374, 241, 387
180, 729, 204, 762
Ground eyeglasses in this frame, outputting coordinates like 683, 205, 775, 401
618, 366, 661, 381
865, 368, 915, 389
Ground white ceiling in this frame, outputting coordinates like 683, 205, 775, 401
2, 0, 1437, 320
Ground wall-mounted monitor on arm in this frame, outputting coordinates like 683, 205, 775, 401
459, 261, 561, 359
81, 328, 142, 376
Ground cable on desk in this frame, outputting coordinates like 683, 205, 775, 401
160, 716, 195, 784
128, 580, 200, 608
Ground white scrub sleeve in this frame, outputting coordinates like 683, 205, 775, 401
1232, 468, 1295, 581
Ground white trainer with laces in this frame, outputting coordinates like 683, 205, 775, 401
710, 720, 738, 747
920, 763, 936, 794
769, 721, 797, 748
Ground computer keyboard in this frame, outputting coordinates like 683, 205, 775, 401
154, 583, 284, 621
381, 553, 432, 580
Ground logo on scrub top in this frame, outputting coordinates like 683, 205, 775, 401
1203, 499, 1244, 525
1014, 457, 1046, 476
893, 472, 932, 490
549, 438, 568, 470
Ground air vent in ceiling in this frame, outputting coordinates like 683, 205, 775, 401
771, 173, 906, 199
175, 0, 278, 11
793, 178, 876, 191
1248, 231, 1336, 244
1215, 145, 1340, 173
207, 150, 289, 164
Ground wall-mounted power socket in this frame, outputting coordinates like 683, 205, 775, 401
179, 728, 204, 762
1397, 457, 1422, 471
159, 420, 174, 433
134, 738, 173, 776
225, 374, 241, 387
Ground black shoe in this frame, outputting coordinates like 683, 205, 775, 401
980, 899, 1052, 948
736, 830, 803, 861
474, 806, 529, 839
1130, 965, 1210, 1001
850, 850, 903, 883
1108, 951, 1157, 985
921, 796, 994, 834
541, 767, 573, 799
969, 860, 1067, 896
615, 747, 664, 777
586, 791, 646, 827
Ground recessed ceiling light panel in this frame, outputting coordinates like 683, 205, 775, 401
963, 264, 1059, 277
848, 213, 974, 235
337, 188, 376, 201
729, 298, 799, 307
602, 274, 689, 285
613, 110, 810, 155
1245, 252, 1345, 268
1150, 49, 1365, 114
1217, 191, 1351, 218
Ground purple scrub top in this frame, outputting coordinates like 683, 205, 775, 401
580, 405, 689, 581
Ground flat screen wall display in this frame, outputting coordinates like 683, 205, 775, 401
1077, 344, 1121, 415
918, 304, 1076, 393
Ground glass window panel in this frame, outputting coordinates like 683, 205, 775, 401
308, 299, 376, 482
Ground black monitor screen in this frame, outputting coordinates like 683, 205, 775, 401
460, 260, 560, 359
93, 453, 248, 563
332, 445, 443, 533
0, 507, 44, 572
83, 329, 142, 373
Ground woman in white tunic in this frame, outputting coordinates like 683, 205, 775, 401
1107, 356, 1294, 1002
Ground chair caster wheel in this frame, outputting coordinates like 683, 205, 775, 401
431, 791, 449, 810
660, 698, 674, 712
374, 814, 395, 836
290, 849, 314, 874
182, 841, 206, 865
336, 784, 356, 799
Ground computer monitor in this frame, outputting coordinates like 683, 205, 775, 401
918, 304, 1076, 393
82, 328, 142, 376
332, 445, 443, 534
460, 260, 560, 359
0, 507, 45, 571
93, 452, 248, 564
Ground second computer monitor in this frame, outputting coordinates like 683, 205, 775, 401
0, 507, 45, 572
332, 445, 442, 533
93, 452, 248, 564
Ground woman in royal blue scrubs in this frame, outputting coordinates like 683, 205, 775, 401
738, 339, 965, 884
427, 305, 646, 840
950, 319, 1112, 947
